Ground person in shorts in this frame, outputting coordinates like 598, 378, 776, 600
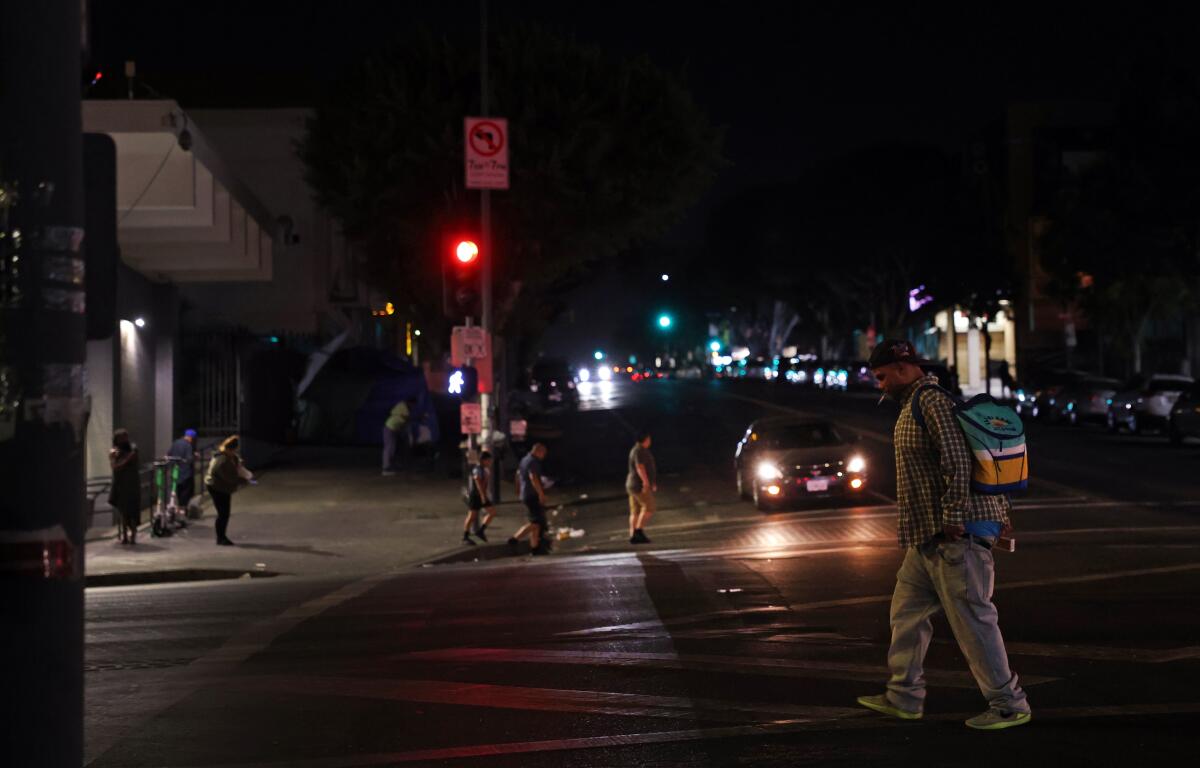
462, 451, 495, 545
508, 443, 549, 555
626, 430, 657, 544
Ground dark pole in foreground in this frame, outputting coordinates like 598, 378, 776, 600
480, 0, 503, 502
0, 2, 87, 766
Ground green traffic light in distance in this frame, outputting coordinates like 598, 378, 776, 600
657, 314, 672, 329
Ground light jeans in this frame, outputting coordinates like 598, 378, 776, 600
886, 537, 1030, 714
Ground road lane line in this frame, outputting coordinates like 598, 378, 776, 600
785, 561, 1200, 614
397, 647, 1058, 688
557, 605, 791, 636
228, 674, 866, 723
162, 702, 1200, 767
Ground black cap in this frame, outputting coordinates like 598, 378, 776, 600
868, 339, 931, 369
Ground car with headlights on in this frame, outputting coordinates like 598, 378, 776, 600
734, 418, 867, 510
1107, 373, 1194, 433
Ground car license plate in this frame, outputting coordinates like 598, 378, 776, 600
805, 478, 829, 492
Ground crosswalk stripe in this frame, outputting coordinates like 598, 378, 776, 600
398, 647, 1059, 688
164, 702, 1200, 768
228, 675, 866, 724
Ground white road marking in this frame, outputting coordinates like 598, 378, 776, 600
165, 702, 1200, 767
228, 674, 866, 723
786, 561, 1200, 614
398, 647, 1059, 688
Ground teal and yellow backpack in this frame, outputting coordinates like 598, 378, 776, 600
912, 385, 1029, 494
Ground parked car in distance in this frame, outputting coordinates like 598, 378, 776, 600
1054, 376, 1123, 425
1169, 382, 1200, 445
734, 417, 867, 511
1014, 369, 1085, 420
1107, 374, 1195, 433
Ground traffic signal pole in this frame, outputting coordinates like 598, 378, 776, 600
479, 0, 502, 501
1, 3, 87, 765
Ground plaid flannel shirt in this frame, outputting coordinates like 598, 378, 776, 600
893, 374, 1011, 548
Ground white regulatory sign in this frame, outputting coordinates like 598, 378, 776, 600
460, 403, 483, 435
465, 117, 510, 190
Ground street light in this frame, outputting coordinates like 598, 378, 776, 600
661, 273, 670, 282
709, 340, 721, 353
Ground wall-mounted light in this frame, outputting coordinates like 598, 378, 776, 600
134, 317, 146, 328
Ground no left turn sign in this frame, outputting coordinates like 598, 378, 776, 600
465, 116, 509, 190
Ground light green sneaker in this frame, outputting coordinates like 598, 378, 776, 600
855, 694, 923, 720
965, 708, 1032, 730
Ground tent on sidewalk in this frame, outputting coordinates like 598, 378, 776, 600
296, 346, 438, 445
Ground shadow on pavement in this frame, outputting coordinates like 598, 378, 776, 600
231, 543, 343, 558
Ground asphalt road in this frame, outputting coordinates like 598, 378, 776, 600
84, 378, 1200, 766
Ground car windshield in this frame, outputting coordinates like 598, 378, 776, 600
762, 424, 843, 448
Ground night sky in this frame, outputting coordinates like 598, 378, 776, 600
89, 3, 1200, 199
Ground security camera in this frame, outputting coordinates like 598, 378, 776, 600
177, 129, 192, 151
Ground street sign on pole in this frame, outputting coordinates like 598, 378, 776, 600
465, 117, 509, 190
461, 403, 483, 435
451, 326, 489, 366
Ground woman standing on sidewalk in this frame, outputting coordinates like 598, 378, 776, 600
204, 435, 252, 546
109, 429, 141, 545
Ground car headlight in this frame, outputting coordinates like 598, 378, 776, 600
846, 455, 866, 473
756, 462, 783, 481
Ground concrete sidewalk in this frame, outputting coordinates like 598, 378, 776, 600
83, 446, 499, 586
82, 444, 767, 586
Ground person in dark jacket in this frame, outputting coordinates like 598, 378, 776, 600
204, 435, 251, 546
108, 429, 141, 545
167, 428, 197, 511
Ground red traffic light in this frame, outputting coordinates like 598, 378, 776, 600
455, 240, 479, 265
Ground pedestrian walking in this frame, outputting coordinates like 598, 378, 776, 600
857, 339, 1031, 730
381, 399, 411, 476
204, 435, 252, 546
462, 451, 496, 545
167, 428, 197, 511
108, 429, 141, 545
626, 430, 657, 544
508, 443, 549, 555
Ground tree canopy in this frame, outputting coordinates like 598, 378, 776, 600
298, 26, 723, 347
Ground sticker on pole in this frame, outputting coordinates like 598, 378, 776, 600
465, 117, 509, 190
460, 403, 483, 435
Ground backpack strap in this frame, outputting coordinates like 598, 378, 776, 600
910, 383, 955, 431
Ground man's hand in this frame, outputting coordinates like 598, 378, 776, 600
942, 523, 965, 540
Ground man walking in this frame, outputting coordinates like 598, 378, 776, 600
167, 428, 197, 512
508, 443, 549, 555
626, 430, 656, 544
382, 399, 410, 476
462, 451, 495, 545
858, 339, 1031, 730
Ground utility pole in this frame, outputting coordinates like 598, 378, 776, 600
0, 2, 87, 766
479, 0, 502, 501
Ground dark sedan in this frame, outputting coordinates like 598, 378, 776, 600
734, 418, 868, 510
